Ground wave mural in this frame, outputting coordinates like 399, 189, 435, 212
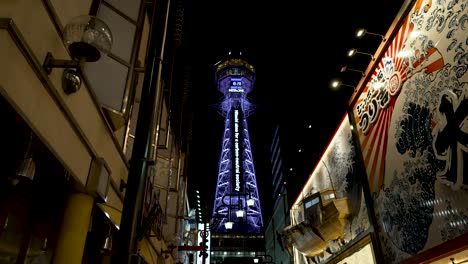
352, 0, 468, 262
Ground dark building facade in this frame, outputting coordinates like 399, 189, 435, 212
0, 0, 194, 263
264, 125, 293, 264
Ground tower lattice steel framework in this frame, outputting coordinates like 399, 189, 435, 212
210, 57, 263, 233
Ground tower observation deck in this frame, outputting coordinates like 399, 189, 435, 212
210, 57, 263, 234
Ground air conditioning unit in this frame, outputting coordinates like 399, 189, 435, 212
86, 157, 111, 202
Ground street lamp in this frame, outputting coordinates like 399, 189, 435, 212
246, 197, 255, 207
236, 208, 245, 218
210, 204, 233, 231
212, 190, 255, 231
224, 221, 234, 230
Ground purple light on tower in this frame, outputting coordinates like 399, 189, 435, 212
211, 56, 263, 233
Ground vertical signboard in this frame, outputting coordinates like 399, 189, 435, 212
351, 0, 468, 262
231, 108, 244, 193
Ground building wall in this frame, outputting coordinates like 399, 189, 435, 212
283, 0, 468, 263
265, 195, 291, 264
350, 0, 468, 262
0, 1, 188, 263
0, 0, 127, 208
264, 125, 291, 263
286, 116, 371, 264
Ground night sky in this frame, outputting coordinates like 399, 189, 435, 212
182, 0, 406, 221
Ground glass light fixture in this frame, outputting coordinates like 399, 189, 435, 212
43, 15, 113, 94
331, 80, 341, 89
41, 238, 48, 251
355, 28, 366, 38
247, 198, 254, 207
3, 216, 8, 230
43, 15, 113, 74
102, 235, 113, 252
10, 132, 36, 186
224, 221, 234, 229
236, 209, 244, 218
253, 258, 259, 263
63, 15, 113, 62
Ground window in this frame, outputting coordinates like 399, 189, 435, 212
305, 197, 319, 209
85, 0, 143, 132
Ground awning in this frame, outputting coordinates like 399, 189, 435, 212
97, 203, 121, 230
96, 203, 158, 263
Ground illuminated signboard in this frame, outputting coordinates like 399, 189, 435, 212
233, 109, 241, 191
229, 78, 244, 93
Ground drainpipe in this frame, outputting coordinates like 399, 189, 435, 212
114, 0, 171, 262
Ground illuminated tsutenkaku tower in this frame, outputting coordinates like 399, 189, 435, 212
211, 56, 263, 234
